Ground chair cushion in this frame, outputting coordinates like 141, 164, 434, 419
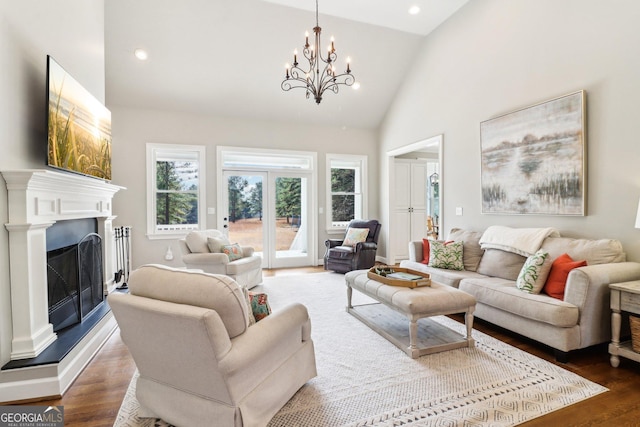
327, 246, 355, 259
128, 264, 249, 338
222, 243, 244, 261
207, 235, 231, 253
248, 292, 271, 322
185, 231, 211, 253
343, 228, 369, 246
348, 220, 379, 242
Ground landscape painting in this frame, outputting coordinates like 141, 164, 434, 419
480, 91, 586, 215
47, 56, 112, 180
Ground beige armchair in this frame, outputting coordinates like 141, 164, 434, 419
108, 264, 317, 427
179, 229, 262, 289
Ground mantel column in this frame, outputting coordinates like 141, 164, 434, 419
6, 223, 57, 360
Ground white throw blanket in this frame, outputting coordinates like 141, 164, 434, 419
479, 226, 560, 256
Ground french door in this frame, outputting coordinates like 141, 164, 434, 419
222, 170, 313, 269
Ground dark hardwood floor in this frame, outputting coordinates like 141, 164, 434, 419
18, 266, 640, 426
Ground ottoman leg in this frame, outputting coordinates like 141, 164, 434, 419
465, 307, 475, 348
409, 319, 419, 358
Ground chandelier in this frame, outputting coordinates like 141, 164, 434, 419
281, 0, 356, 104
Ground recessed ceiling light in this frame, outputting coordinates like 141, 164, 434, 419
134, 48, 148, 61
408, 5, 421, 15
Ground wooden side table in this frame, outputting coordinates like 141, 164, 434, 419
609, 280, 640, 367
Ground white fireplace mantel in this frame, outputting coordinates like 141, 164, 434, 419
2, 169, 125, 360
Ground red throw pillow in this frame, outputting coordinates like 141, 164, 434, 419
421, 239, 431, 264
543, 253, 587, 300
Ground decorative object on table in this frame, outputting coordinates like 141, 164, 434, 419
480, 90, 586, 215
367, 266, 431, 288
281, 0, 356, 104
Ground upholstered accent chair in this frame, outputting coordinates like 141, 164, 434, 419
179, 229, 262, 289
108, 264, 317, 427
324, 219, 381, 273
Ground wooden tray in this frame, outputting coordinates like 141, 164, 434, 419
367, 267, 431, 288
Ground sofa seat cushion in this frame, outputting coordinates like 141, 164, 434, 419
459, 277, 579, 328
399, 260, 488, 288
226, 255, 263, 275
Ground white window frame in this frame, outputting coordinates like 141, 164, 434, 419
146, 143, 206, 240
326, 154, 367, 233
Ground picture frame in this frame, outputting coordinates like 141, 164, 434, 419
480, 90, 586, 215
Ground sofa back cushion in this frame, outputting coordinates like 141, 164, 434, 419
129, 264, 249, 338
448, 228, 484, 272
476, 248, 527, 281
540, 237, 625, 265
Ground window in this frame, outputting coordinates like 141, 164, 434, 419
326, 154, 367, 231
146, 144, 206, 239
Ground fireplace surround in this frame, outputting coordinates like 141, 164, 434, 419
2, 170, 124, 361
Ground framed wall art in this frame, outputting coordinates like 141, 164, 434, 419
480, 90, 586, 215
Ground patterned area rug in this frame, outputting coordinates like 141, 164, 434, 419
114, 272, 607, 426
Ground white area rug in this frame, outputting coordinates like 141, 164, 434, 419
114, 272, 607, 427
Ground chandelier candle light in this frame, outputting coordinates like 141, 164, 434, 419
281, 0, 356, 104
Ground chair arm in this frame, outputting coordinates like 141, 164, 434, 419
218, 303, 312, 395
355, 242, 377, 251
182, 252, 229, 266
408, 241, 423, 262
325, 239, 344, 249
565, 262, 640, 347
241, 246, 255, 257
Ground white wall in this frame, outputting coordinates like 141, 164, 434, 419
109, 107, 378, 268
379, 0, 640, 262
0, 0, 104, 365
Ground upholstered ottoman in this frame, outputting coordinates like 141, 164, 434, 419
345, 270, 476, 358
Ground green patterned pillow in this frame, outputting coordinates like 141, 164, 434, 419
516, 249, 552, 294
428, 240, 464, 271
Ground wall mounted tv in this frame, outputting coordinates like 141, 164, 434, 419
47, 55, 112, 181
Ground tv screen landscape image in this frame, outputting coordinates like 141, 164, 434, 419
47, 55, 112, 180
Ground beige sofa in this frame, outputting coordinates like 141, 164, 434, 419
109, 264, 317, 427
400, 228, 640, 361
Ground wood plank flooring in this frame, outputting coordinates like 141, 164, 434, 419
17, 266, 640, 426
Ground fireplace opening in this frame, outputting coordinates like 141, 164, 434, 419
46, 219, 104, 332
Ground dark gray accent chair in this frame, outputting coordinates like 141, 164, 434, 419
324, 219, 381, 273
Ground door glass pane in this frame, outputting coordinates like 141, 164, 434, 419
227, 175, 264, 254
275, 176, 306, 259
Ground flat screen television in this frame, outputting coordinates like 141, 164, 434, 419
47, 55, 112, 181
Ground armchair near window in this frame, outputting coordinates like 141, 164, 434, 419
324, 219, 381, 273
179, 229, 262, 289
108, 264, 317, 427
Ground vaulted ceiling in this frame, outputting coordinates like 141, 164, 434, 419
105, 0, 468, 130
